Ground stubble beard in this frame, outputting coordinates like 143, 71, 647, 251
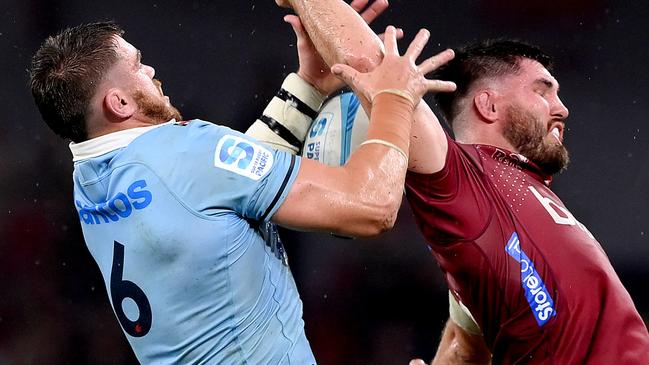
132, 81, 182, 125
503, 105, 570, 176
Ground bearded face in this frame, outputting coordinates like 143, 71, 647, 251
503, 105, 569, 175
132, 79, 182, 124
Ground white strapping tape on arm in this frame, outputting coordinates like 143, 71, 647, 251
245, 73, 325, 155
449, 291, 482, 336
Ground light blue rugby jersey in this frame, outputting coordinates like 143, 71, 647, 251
69, 119, 315, 364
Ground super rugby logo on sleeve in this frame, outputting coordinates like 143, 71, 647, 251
214, 135, 274, 180
505, 232, 557, 326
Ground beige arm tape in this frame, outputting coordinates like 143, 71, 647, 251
245, 73, 325, 155
449, 291, 482, 336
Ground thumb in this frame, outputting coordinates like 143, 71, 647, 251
284, 15, 304, 37
331, 63, 358, 87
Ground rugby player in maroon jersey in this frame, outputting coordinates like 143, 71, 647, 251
404, 39, 649, 365
275, 0, 649, 363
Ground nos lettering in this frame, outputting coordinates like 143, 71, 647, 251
77, 180, 153, 225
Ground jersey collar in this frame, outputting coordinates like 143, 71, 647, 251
475, 144, 553, 186
69, 120, 176, 162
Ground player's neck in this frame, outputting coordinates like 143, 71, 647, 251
455, 126, 518, 153
86, 116, 164, 140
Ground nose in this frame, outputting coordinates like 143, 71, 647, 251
143, 64, 155, 79
552, 97, 569, 120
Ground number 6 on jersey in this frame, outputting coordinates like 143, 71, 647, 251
111, 241, 152, 337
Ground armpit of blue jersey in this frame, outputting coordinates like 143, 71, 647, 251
72, 120, 316, 364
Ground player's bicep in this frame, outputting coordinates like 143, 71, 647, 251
272, 159, 341, 229
271, 158, 388, 237
408, 102, 448, 174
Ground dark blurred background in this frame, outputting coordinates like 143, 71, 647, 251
1, 0, 648, 364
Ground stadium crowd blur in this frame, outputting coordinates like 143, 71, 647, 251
2, 0, 649, 363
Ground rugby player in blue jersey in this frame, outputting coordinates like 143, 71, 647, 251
28, 5, 456, 364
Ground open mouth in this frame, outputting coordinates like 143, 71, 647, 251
548, 122, 564, 144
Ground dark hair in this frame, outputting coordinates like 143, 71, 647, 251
29, 21, 124, 142
433, 39, 553, 125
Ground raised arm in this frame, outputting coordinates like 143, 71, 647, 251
245, 0, 391, 155
272, 27, 455, 237
282, 0, 452, 174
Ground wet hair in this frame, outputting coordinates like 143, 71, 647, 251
29, 21, 124, 142
433, 39, 553, 126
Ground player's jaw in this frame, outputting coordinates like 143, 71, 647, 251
503, 105, 570, 176
132, 83, 182, 125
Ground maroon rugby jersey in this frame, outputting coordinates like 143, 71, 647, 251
405, 135, 649, 364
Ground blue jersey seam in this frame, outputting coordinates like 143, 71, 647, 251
260, 155, 297, 221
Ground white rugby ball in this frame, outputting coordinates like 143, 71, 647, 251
302, 92, 369, 166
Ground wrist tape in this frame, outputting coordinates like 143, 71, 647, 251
246, 73, 325, 154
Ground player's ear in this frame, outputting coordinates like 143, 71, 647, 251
103, 88, 136, 121
473, 90, 499, 124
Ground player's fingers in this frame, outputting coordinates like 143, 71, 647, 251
424, 79, 457, 93
382, 26, 399, 55
404, 28, 430, 61
350, 0, 369, 13
360, 0, 389, 24
283, 14, 305, 38
418, 48, 455, 75
331, 63, 360, 88
378, 27, 403, 42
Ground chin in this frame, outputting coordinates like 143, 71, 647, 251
536, 145, 570, 176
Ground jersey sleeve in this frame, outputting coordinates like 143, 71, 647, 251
405, 133, 492, 244
138, 120, 301, 222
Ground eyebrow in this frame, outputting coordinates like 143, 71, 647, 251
534, 78, 560, 92
135, 50, 142, 66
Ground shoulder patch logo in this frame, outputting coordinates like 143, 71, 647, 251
214, 135, 274, 180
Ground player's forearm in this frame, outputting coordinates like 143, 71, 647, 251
337, 92, 413, 235
432, 320, 492, 365
245, 73, 324, 154
408, 102, 448, 174
287, 0, 384, 73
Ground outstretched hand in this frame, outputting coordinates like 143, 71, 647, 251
286, 0, 400, 96
331, 26, 456, 109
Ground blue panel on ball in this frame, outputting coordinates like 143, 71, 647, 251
339, 92, 360, 165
